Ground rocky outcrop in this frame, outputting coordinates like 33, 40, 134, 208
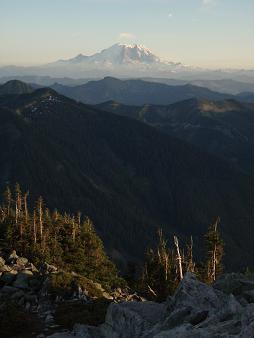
100, 301, 166, 338
3, 252, 254, 337
0, 251, 143, 337
52, 272, 254, 338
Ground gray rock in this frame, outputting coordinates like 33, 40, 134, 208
18, 296, 25, 306
20, 269, 33, 276
101, 301, 166, 338
102, 291, 114, 300
46, 324, 101, 338
0, 285, 19, 294
239, 304, 254, 337
24, 293, 38, 303
0, 272, 16, 283
40, 263, 58, 274
243, 290, 254, 303
167, 272, 226, 315
16, 257, 28, 266
8, 250, 18, 264
29, 278, 41, 290
25, 262, 38, 272
98, 273, 254, 338
154, 324, 213, 338
12, 271, 32, 289
0, 265, 12, 273
0, 257, 5, 267
45, 314, 54, 323
11, 290, 25, 300
214, 273, 254, 296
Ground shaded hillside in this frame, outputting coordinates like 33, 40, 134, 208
97, 99, 254, 174
51, 77, 232, 105
0, 80, 34, 96
1, 89, 254, 270
142, 77, 254, 95
236, 92, 254, 103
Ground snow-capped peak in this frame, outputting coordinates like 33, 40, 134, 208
100, 43, 161, 64
50, 43, 185, 76
57, 43, 162, 66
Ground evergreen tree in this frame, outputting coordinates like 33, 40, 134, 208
141, 229, 177, 301
0, 185, 124, 290
204, 217, 224, 283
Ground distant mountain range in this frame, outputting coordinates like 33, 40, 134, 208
0, 79, 33, 96
97, 98, 254, 175
143, 78, 254, 95
50, 77, 234, 105
2, 82, 254, 270
1, 43, 254, 82
1, 76, 254, 96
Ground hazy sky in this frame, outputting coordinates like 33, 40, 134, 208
1, 0, 253, 68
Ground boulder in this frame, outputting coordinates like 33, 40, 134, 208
25, 262, 39, 272
243, 290, 254, 303
0, 285, 19, 294
0, 265, 12, 273
7, 250, 18, 264
101, 301, 166, 338
153, 324, 212, 338
12, 271, 33, 289
20, 269, 33, 276
40, 263, 58, 274
11, 290, 25, 301
24, 293, 38, 303
214, 273, 254, 296
102, 291, 114, 300
239, 304, 254, 337
29, 278, 41, 290
167, 272, 226, 315
16, 257, 28, 266
0, 257, 5, 267
97, 273, 254, 337
0, 271, 17, 284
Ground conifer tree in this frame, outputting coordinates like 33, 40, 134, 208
204, 217, 224, 283
0, 185, 124, 290
141, 229, 177, 301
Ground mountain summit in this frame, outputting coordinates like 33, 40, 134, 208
41, 43, 184, 77
2, 44, 254, 80
57, 43, 168, 66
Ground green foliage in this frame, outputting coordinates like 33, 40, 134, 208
141, 223, 224, 301
0, 88, 252, 273
140, 230, 178, 301
204, 218, 224, 284
48, 272, 104, 299
0, 186, 124, 290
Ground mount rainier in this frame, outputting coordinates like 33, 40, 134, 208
0, 43, 254, 81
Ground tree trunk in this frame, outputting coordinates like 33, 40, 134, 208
33, 210, 37, 244
174, 236, 183, 280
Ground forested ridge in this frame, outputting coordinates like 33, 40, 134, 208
0, 85, 254, 271
0, 185, 224, 299
0, 185, 124, 290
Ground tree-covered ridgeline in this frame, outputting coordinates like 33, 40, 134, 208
0, 184, 124, 290
0, 184, 224, 299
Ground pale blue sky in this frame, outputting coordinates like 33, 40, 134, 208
0, 0, 253, 68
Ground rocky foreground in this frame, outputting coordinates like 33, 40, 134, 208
49, 273, 254, 338
1, 252, 254, 337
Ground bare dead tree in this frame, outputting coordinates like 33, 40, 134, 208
33, 210, 37, 244
23, 191, 29, 225
72, 216, 76, 242
174, 235, 183, 280
37, 197, 43, 242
